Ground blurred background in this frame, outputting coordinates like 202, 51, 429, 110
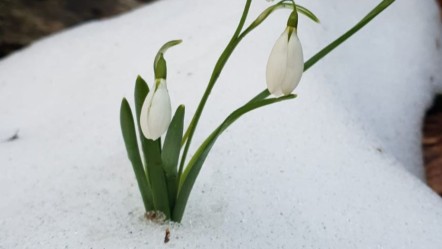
0, 0, 155, 58
0, 0, 441, 195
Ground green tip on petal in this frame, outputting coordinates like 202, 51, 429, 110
154, 39, 183, 67
287, 9, 298, 28
153, 40, 182, 80
155, 54, 167, 80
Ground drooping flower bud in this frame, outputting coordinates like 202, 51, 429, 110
140, 79, 172, 140
139, 40, 182, 140
266, 10, 304, 96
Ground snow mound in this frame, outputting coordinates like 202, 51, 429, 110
1, 0, 442, 248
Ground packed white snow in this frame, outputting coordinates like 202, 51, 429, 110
1, 0, 442, 248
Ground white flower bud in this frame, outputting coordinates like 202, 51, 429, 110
140, 79, 172, 140
266, 27, 304, 96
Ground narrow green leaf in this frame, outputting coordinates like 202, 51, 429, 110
162, 105, 185, 210
134, 76, 151, 174
146, 145, 171, 218
134, 76, 171, 218
120, 98, 153, 211
247, 89, 271, 104
163, 105, 185, 176
173, 94, 296, 222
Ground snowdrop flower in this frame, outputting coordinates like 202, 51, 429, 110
140, 79, 172, 140
266, 10, 304, 96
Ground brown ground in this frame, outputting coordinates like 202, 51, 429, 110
0, 0, 153, 58
424, 97, 442, 194
423, 0, 442, 194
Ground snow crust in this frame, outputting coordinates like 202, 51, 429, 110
1, 0, 442, 248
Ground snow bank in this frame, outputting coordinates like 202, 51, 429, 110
1, 0, 442, 248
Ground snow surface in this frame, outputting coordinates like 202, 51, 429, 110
1, 0, 442, 248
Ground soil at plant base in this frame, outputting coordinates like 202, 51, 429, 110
0, 0, 155, 58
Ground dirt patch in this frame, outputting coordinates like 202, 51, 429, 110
422, 0, 442, 194
424, 96, 442, 194
0, 0, 154, 58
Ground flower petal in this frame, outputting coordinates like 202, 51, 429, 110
266, 28, 290, 96
140, 90, 154, 139
281, 32, 304, 95
147, 83, 172, 140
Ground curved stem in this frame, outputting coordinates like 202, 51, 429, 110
238, 2, 291, 41
177, 0, 252, 185
178, 1, 297, 188
173, 0, 394, 221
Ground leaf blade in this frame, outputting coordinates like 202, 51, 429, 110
120, 98, 154, 211
173, 95, 296, 222
162, 105, 185, 210
134, 76, 171, 218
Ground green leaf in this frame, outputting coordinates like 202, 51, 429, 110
120, 98, 153, 211
173, 94, 296, 222
162, 105, 185, 210
145, 144, 171, 218
247, 89, 271, 104
134, 76, 151, 174
134, 76, 171, 218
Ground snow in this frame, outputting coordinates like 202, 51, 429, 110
1, 0, 442, 248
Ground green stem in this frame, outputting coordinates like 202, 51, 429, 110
238, 2, 292, 41
174, 0, 394, 220
178, 0, 295, 181
177, 0, 252, 185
